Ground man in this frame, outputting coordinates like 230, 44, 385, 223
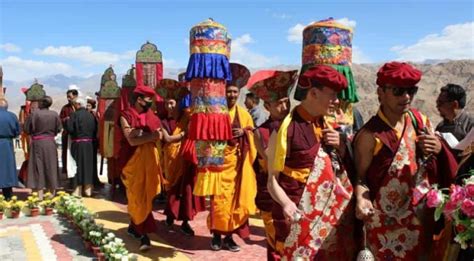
0, 98, 20, 200
59, 86, 79, 176
66, 97, 98, 197
157, 79, 205, 236
25, 96, 61, 197
119, 85, 163, 251
244, 92, 268, 127
436, 83, 473, 142
354, 62, 458, 260
248, 69, 297, 260
267, 65, 355, 260
208, 63, 257, 252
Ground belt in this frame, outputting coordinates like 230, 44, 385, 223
72, 138, 94, 143
32, 135, 55, 141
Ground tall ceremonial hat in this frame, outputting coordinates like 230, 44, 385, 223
26, 79, 46, 101
296, 17, 357, 102
155, 78, 189, 101
228, 63, 250, 88
247, 70, 298, 103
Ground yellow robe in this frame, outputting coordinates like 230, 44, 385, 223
122, 142, 162, 225
208, 105, 257, 233
162, 117, 187, 191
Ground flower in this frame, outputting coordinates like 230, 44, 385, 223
450, 185, 466, 204
426, 189, 443, 208
460, 199, 474, 217
465, 184, 474, 198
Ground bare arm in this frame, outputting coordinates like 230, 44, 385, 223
353, 129, 376, 220
120, 116, 160, 147
161, 128, 185, 143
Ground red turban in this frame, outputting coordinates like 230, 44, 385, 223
133, 85, 157, 99
298, 65, 348, 92
376, 62, 422, 87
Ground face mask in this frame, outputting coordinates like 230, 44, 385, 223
141, 101, 153, 111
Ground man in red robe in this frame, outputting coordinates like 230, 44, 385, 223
248, 70, 297, 260
268, 65, 356, 260
354, 62, 458, 260
119, 85, 163, 251
59, 86, 78, 177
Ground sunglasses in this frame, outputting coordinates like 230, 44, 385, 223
385, 86, 418, 96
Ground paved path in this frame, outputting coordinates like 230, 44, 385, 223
1, 187, 268, 260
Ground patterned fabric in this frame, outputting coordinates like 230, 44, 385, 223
282, 147, 354, 260
302, 18, 352, 67
228, 63, 250, 88
365, 116, 433, 260
248, 70, 298, 103
299, 17, 358, 103
155, 79, 188, 101
189, 19, 231, 58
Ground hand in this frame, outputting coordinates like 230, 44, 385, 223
417, 134, 442, 155
154, 128, 162, 140
356, 196, 374, 221
322, 128, 340, 148
282, 201, 302, 223
232, 128, 244, 138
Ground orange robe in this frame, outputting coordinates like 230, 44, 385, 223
207, 105, 257, 237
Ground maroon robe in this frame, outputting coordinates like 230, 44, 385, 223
119, 106, 161, 234
162, 117, 205, 221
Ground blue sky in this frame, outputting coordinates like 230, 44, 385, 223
1, 0, 473, 81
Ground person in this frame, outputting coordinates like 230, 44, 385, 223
267, 65, 356, 260
436, 83, 473, 142
85, 96, 101, 188
0, 98, 20, 200
66, 96, 98, 197
119, 85, 163, 251
157, 79, 205, 236
24, 96, 61, 197
208, 63, 257, 252
353, 62, 458, 260
247, 69, 297, 260
59, 86, 79, 176
86, 96, 99, 119
244, 92, 268, 127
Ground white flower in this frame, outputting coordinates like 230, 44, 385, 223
114, 238, 123, 244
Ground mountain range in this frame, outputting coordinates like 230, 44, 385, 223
3, 60, 473, 126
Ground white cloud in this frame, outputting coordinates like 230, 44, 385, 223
287, 23, 306, 43
392, 22, 474, 62
288, 18, 357, 44
34, 45, 135, 65
0, 43, 22, 53
0, 56, 76, 81
336, 18, 356, 29
230, 34, 279, 68
273, 13, 292, 19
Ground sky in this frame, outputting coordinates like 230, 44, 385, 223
0, 0, 473, 81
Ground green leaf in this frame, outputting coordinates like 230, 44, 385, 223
435, 202, 445, 221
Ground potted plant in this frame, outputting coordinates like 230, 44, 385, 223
41, 192, 55, 215
0, 195, 5, 220
26, 192, 41, 217
7, 196, 24, 218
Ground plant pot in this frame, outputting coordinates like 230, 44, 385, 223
30, 208, 40, 217
84, 240, 92, 251
45, 208, 54, 216
91, 246, 101, 255
96, 251, 106, 261
10, 210, 20, 219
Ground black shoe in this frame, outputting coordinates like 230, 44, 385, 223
223, 235, 240, 252
127, 225, 141, 239
165, 216, 174, 227
180, 221, 195, 236
210, 234, 222, 251
139, 235, 151, 252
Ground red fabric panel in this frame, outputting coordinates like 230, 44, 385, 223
188, 113, 232, 140
135, 62, 144, 86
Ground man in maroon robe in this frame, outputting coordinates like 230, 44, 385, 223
59, 87, 78, 177
248, 69, 297, 260
354, 62, 458, 260
268, 65, 356, 260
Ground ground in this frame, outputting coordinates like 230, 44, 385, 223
0, 186, 268, 261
